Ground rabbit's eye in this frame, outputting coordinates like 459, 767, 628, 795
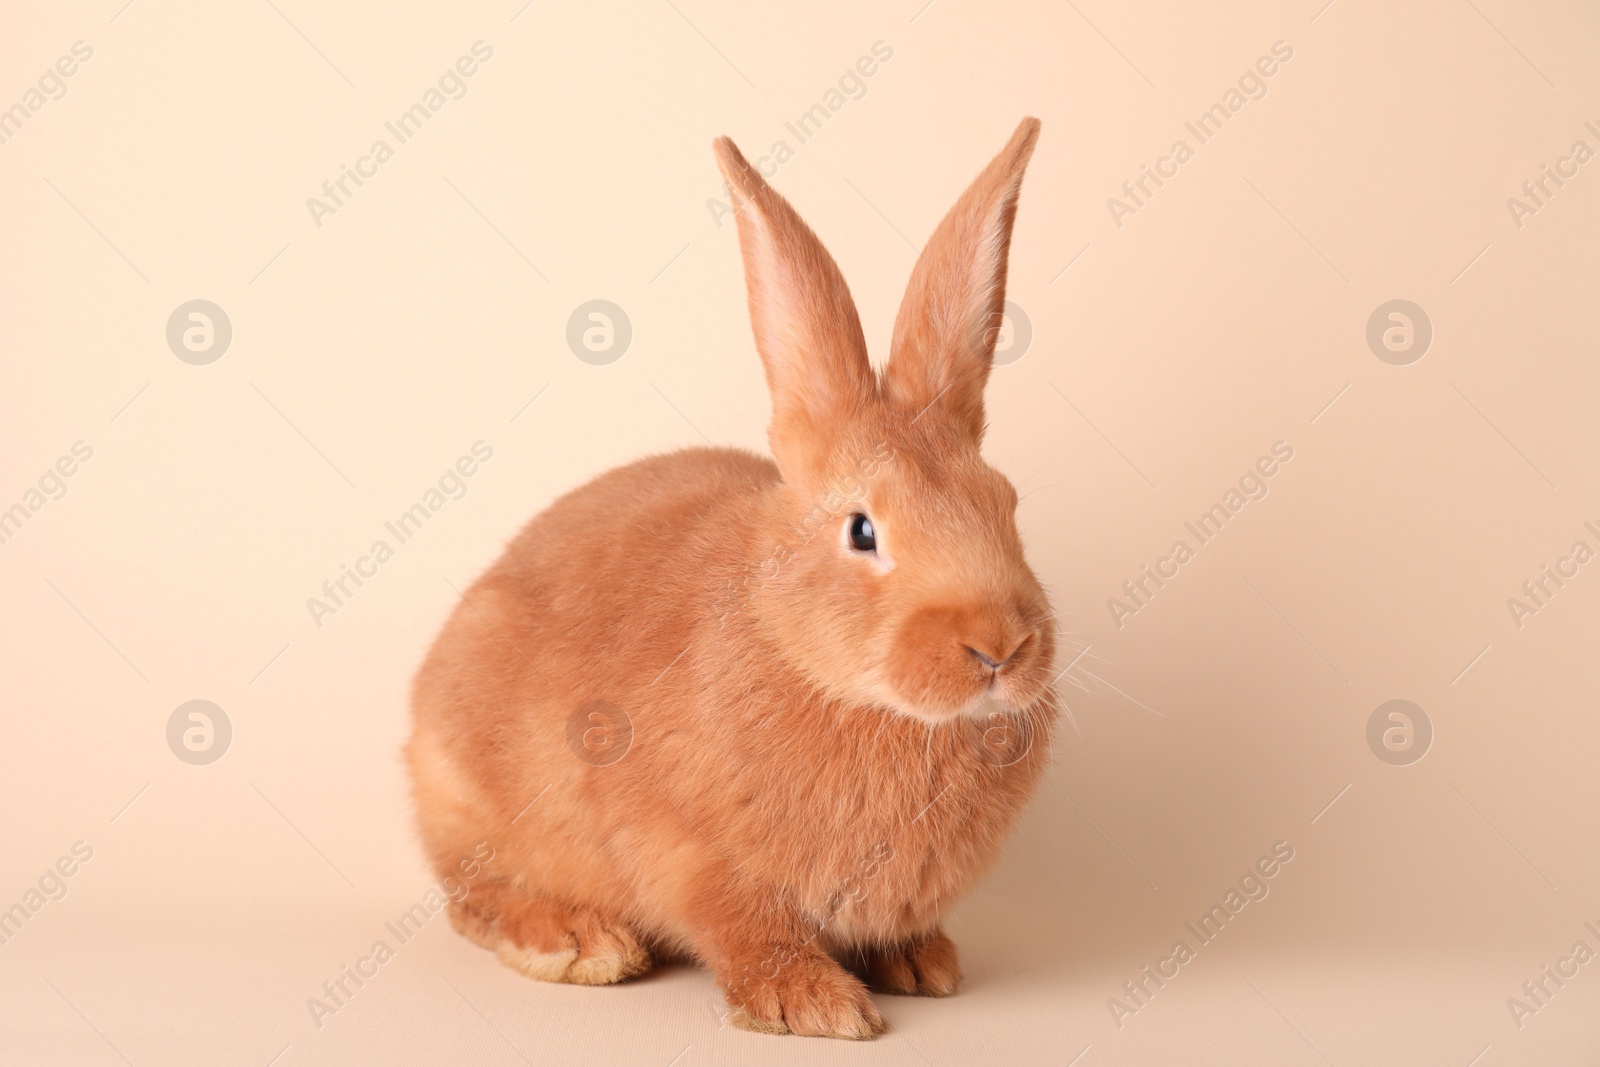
848, 513, 877, 553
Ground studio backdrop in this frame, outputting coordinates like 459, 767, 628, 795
1, 1, 1596, 1064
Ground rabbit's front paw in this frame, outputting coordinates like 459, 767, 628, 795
851, 929, 961, 997
721, 945, 885, 1039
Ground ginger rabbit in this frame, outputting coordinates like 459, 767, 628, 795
408, 118, 1057, 1039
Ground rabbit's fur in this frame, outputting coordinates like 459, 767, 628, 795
408, 119, 1057, 1039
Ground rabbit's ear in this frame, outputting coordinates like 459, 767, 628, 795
883, 118, 1040, 441
714, 137, 875, 481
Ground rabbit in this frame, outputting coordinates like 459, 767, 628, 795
407, 117, 1058, 1040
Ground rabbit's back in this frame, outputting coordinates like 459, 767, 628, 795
407, 446, 776, 881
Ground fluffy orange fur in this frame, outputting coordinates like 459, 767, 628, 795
407, 118, 1056, 1039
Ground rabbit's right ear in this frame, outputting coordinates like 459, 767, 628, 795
883, 119, 1040, 442
714, 138, 876, 484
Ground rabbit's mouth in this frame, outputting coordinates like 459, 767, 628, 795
872, 593, 1055, 720
973, 665, 1047, 716
879, 630, 1055, 726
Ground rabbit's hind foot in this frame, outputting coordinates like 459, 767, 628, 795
450, 886, 651, 986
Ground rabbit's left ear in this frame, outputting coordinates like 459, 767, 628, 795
714, 136, 876, 484
884, 118, 1040, 441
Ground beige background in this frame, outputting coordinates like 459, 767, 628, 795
2, 0, 1597, 1063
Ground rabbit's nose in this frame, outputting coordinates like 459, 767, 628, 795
966, 635, 1027, 671
967, 646, 1002, 670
